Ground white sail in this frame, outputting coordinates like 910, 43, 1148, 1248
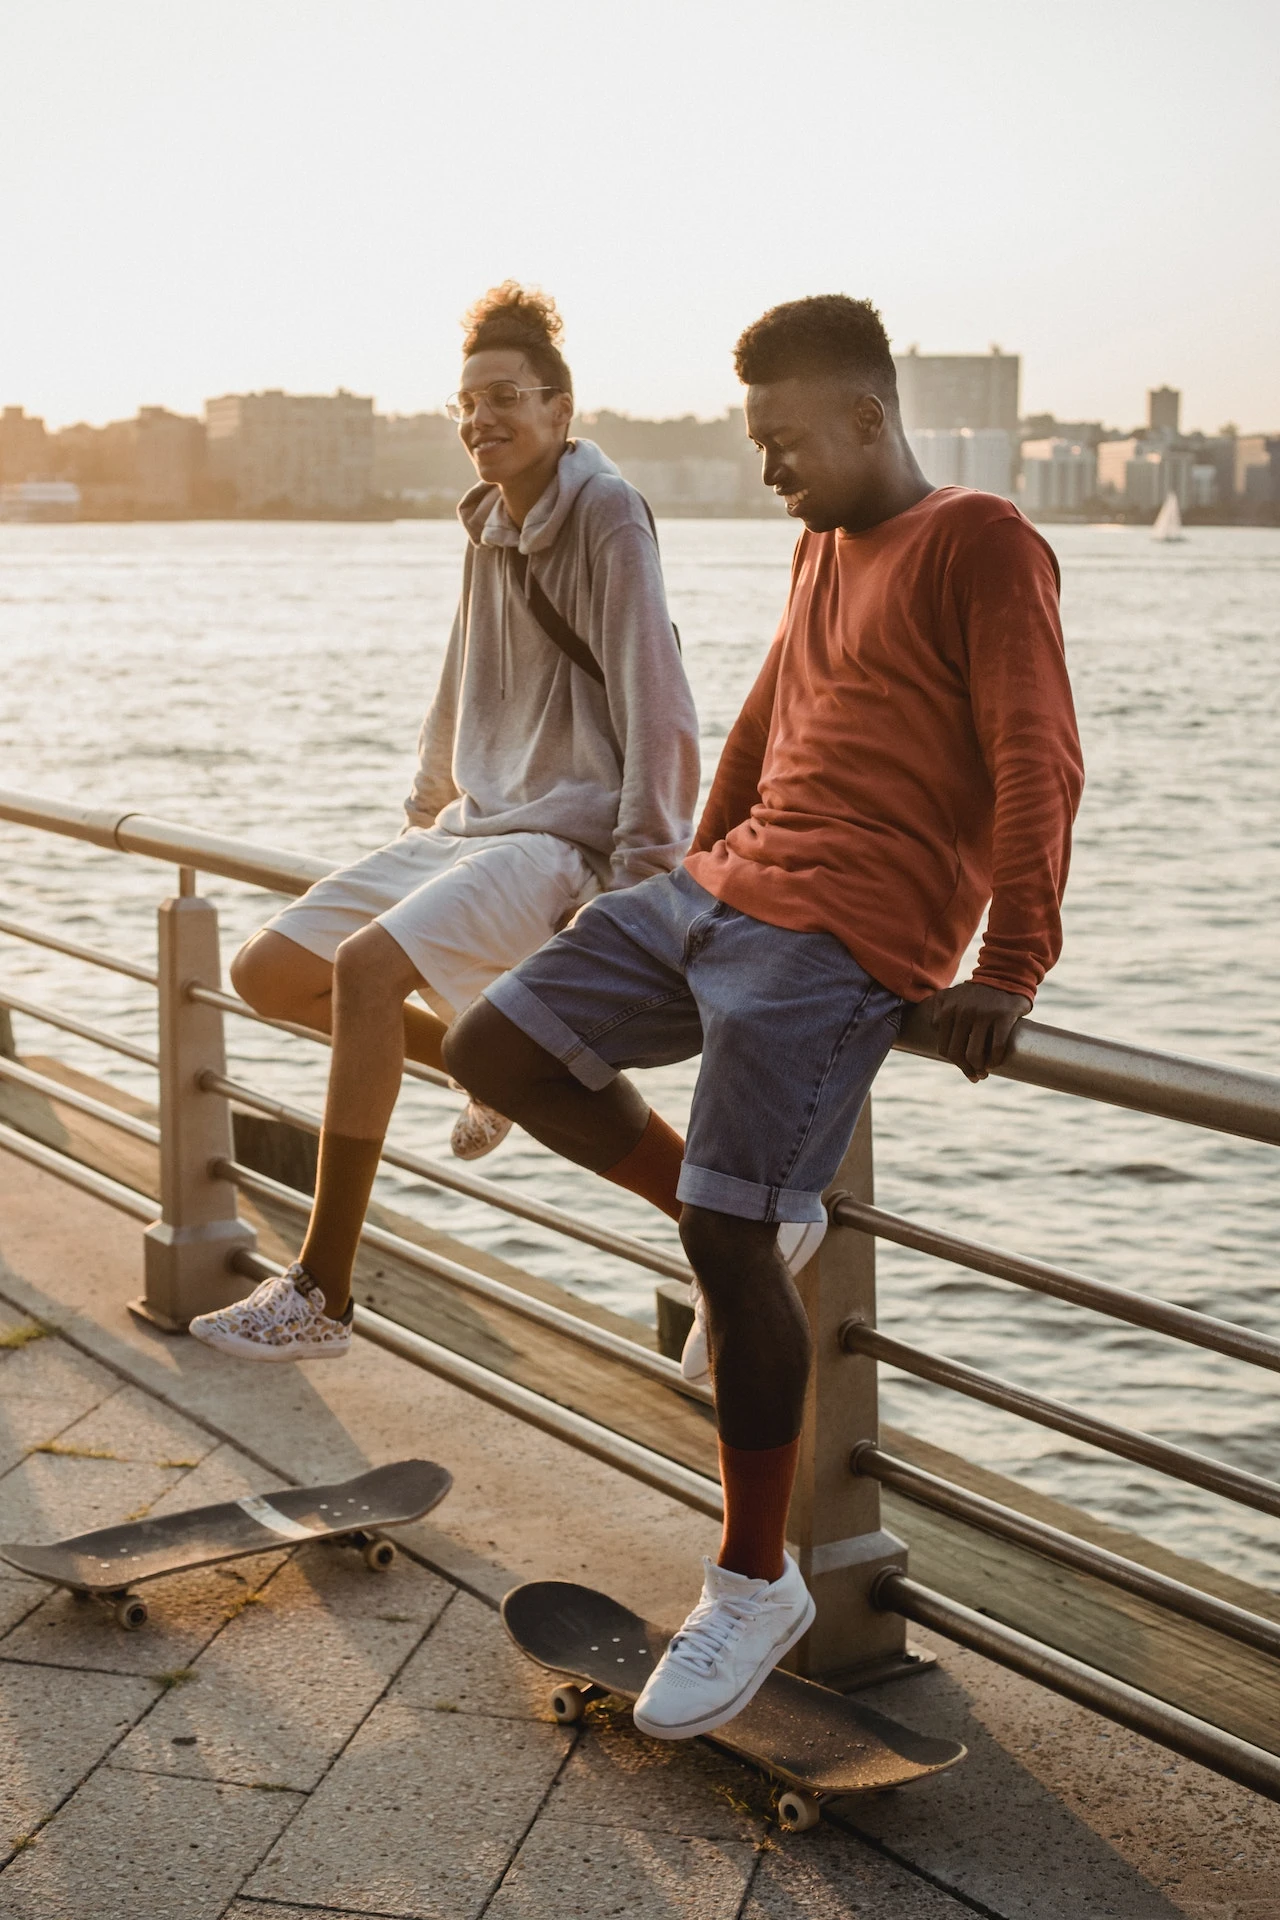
1152, 492, 1185, 542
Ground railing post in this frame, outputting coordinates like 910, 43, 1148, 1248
785, 1098, 920, 1687
136, 869, 256, 1330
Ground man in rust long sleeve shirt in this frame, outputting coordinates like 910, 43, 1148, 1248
447, 294, 1085, 1740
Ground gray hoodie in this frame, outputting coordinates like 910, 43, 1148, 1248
405, 439, 700, 890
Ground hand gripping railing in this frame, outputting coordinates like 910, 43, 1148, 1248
5, 783, 1280, 1797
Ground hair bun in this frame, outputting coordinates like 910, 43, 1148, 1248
461, 282, 573, 401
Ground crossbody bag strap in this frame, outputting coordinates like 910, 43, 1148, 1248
509, 547, 606, 687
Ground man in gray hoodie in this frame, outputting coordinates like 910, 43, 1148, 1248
191, 284, 699, 1363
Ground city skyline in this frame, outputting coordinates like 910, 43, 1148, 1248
2, 1, 1277, 431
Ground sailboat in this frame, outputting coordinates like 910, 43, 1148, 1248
1152, 491, 1185, 543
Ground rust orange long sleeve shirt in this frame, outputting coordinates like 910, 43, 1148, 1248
684, 487, 1085, 1004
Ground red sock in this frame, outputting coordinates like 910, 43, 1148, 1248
717, 1437, 801, 1583
601, 1109, 684, 1222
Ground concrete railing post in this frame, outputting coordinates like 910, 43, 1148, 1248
136, 869, 255, 1330
785, 1098, 919, 1687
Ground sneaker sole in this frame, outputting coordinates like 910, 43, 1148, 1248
632, 1590, 818, 1740
188, 1324, 350, 1363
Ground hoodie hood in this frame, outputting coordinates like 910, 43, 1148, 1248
457, 439, 621, 554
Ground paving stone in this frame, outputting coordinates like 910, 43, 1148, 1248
0, 1765, 303, 1918
0, 1449, 185, 1546
545, 1711, 770, 1842
0, 1334, 119, 1413
0, 1659, 153, 1855
743, 1821, 978, 1917
487, 1815, 757, 1917
393, 1588, 554, 1721
0, 1579, 43, 1638
0, 1397, 82, 1478
143, 1440, 288, 1514
223, 1908, 375, 1920
113, 1548, 451, 1789
245, 1698, 569, 1915
52, 1384, 218, 1469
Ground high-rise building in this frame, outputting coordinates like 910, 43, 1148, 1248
133, 408, 206, 510
895, 349, 1020, 434
1148, 387, 1181, 435
1019, 440, 1098, 513
0, 407, 52, 483
206, 390, 374, 511
907, 427, 1014, 497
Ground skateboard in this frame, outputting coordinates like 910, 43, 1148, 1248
502, 1580, 965, 1832
0, 1458, 451, 1630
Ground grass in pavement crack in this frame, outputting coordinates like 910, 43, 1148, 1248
28, 1441, 122, 1461
153, 1667, 198, 1691
0, 1322, 49, 1350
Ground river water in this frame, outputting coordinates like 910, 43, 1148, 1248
2, 518, 1278, 1585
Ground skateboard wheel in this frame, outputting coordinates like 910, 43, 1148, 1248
115, 1594, 149, 1631
777, 1789, 821, 1833
550, 1683, 587, 1724
364, 1538, 396, 1572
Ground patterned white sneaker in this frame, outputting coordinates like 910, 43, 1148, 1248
188, 1265, 353, 1362
680, 1217, 828, 1386
633, 1553, 815, 1739
450, 1099, 514, 1161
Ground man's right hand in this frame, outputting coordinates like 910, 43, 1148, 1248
924, 982, 1031, 1083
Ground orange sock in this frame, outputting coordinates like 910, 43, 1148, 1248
601, 1109, 684, 1222
298, 1131, 384, 1315
717, 1436, 801, 1583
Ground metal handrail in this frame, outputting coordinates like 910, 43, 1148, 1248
6, 786, 1280, 1141
831, 1195, 1280, 1376
187, 985, 453, 1091
0, 913, 158, 985
845, 1323, 1280, 1519
0, 1057, 160, 1146
204, 1069, 692, 1284
219, 1158, 713, 1405
876, 1573, 1280, 1804
856, 1444, 1280, 1660
0, 986, 159, 1068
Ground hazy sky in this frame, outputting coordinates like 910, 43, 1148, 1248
3, 0, 1277, 432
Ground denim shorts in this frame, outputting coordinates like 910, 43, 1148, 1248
484, 867, 904, 1224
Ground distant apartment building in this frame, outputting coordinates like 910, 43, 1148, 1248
0, 479, 80, 522
133, 408, 206, 510
895, 348, 1020, 435
1148, 386, 1181, 435
372, 413, 472, 505
1019, 439, 1098, 513
0, 407, 52, 483
206, 390, 374, 512
1234, 435, 1279, 504
907, 427, 1014, 497
1097, 437, 1194, 510
612, 457, 745, 513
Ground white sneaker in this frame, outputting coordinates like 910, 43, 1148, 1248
633, 1553, 815, 1739
450, 1099, 513, 1161
188, 1264, 353, 1362
680, 1217, 828, 1386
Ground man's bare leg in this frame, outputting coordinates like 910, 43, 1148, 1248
231, 928, 449, 1072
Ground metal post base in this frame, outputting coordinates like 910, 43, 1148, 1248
139, 1217, 257, 1330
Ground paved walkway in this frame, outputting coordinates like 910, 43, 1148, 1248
1, 1147, 1277, 1918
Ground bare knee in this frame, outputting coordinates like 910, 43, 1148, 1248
679, 1207, 779, 1294
230, 932, 323, 1021
332, 925, 419, 1016
443, 998, 557, 1113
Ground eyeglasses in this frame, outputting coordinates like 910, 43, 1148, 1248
446, 382, 561, 422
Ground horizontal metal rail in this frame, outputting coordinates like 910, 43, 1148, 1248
0, 912, 157, 985
7, 786, 1280, 1142
220, 1159, 712, 1405
0, 986, 159, 1069
832, 1195, 1280, 1376
846, 1323, 1280, 1521
897, 1002, 1280, 1147
205, 1070, 691, 1284
856, 1444, 1280, 1661
233, 1246, 723, 1518
879, 1573, 1280, 1801
0, 1118, 155, 1222
187, 984, 452, 1092
0, 1057, 160, 1147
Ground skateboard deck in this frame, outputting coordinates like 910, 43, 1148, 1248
502, 1580, 964, 1830
0, 1458, 451, 1628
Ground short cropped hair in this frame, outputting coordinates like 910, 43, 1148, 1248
734, 295, 896, 400
461, 282, 573, 403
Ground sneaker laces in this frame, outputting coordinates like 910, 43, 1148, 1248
227, 1266, 324, 1334
664, 1588, 767, 1678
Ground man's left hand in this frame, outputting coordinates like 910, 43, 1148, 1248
925, 982, 1032, 1083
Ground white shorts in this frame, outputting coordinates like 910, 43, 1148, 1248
263, 826, 599, 1020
